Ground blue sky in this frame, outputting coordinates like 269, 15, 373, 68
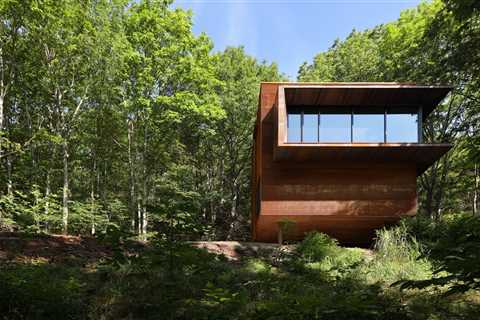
173, 0, 422, 80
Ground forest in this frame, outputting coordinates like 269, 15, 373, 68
0, 0, 479, 319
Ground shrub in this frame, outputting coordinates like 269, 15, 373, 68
296, 232, 339, 262
294, 232, 365, 280
397, 214, 480, 295
0, 265, 88, 319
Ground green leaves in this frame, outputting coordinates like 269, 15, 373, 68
393, 215, 480, 295
298, 29, 382, 82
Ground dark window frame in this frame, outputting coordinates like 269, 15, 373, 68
286, 105, 422, 144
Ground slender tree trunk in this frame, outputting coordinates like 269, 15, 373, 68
6, 155, 12, 196
141, 123, 148, 240
45, 169, 51, 232
474, 163, 479, 216
137, 202, 142, 236
0, 56, 5, 167
0, 88, 2, 224
25, 99, 38, 185
91, 156, 97, 236
433, 156, 450, 220
90, 190, 96, 235
422, 166, 438, 219
0, 47, 10, 196
127, 118, 137, 232
0, 92, 3, 130
62, 140, 69, 234
0, 94, 4, 154
227, 180, 239, 239
101, 161, 108, 220
142, 205, 147, 239
1, 93, 13, 196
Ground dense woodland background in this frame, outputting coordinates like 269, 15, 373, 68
1, 0, 479, 241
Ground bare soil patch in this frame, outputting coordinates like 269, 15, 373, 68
0, 232, 112, 265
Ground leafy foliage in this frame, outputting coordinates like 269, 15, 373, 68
4, 231, 479, 319
0, 1, 283, 240
396, 215, 480, 295
297, 231, 340, 262
0, 264, 90, 319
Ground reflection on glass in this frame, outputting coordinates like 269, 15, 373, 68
287, 112, 301, 142
353, 108, 384, 143
303, 113, 318, 142
387, 107, 418, 142
287, 106, 420, 144
320, 113, 351, 143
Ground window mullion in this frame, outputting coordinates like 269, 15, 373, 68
384, 106, 387, 143
301, 110, 304, 143
418, 106, 423, 143
318, 110, 320, 143
350, 107, 354, 143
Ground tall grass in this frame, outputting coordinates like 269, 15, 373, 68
363, 224, 432, 284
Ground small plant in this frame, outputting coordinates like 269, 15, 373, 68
276, 218, 297, 244
296, 232, 339, 262
374, 224, 422, 262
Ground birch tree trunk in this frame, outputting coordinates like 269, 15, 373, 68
0, 93, 3, 145
45, 169, 51, 233
62, 140, 69, 234
127, 118, 137, 232
6, 158, 12, 195
141, 124, 148, 240
474, 163, 479, 216
227, 184, 238, 239
91, 156, 97, 235
1, 43, 13, 196
0, 47, 5, 166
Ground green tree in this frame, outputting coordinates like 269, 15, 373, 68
298, 28, 383, 82
121, 0, 224, 239
208, 47, 284, 238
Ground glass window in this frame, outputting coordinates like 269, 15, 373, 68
303, 109, 318, 143
353, 107, 384, 143
319, 107, 351, 143
287, 109, 301, 142
387, 106, 419, 143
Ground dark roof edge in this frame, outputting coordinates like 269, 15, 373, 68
261, 82, 453, 89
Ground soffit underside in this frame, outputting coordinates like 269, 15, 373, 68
272, 144, 452, 175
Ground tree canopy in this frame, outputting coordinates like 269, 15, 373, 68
0, 0, 478, 240
0, 0, 284, 239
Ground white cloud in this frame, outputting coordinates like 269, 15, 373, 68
225, 3, 258, 55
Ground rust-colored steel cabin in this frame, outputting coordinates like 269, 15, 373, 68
251, 82, 452, 245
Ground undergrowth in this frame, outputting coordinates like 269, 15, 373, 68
1, 216, 480, 319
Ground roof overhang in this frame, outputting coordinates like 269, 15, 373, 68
272, 83, 453, 175
280, 83, 452, 120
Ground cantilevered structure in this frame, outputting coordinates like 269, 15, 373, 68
251, 82, 452, 244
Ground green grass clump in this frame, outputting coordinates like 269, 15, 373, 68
362, 224, 432, 284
